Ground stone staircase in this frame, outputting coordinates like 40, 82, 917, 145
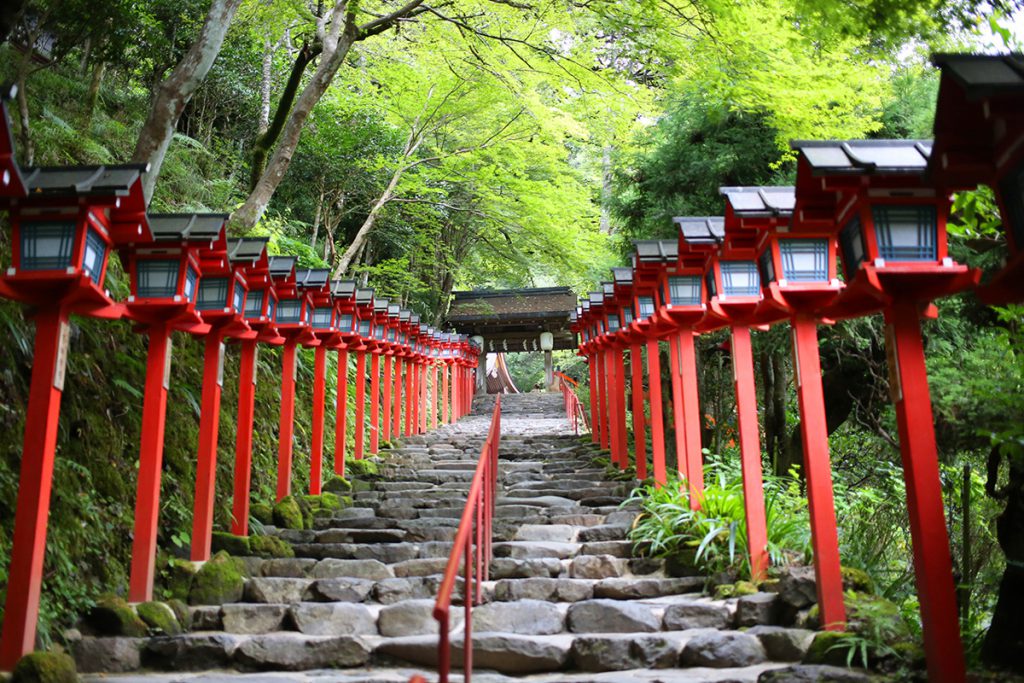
74, 392, 854, 683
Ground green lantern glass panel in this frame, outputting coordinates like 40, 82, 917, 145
277, 299, 302, 323
721, 261, 759, 296
667, 276, 701, 305
20, 221, 75, 271
245, 290, 264, 318
196, 277, 229, 310
137, 259, 180, 298
780, 239, 829, 282
871, 205, 937, 261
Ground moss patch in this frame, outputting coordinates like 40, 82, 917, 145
803, 630, 849, 666
272, 496, 305, 530
323, 476, 351, 494
188, 552, 246, 605
250, 503, 274, 525
249, 535, 295, 559
346, 459, 379, 477
211, 532, 251, 556
11, 652, 77, 683
161, 558, 197, 602
840, 566, 873, 593
136, 601, 182, 635
85, 595, 148, 637
166, 599, 190, 632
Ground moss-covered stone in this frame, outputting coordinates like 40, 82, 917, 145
165, 599, 190, 632
323, 476, 352, 494
250, 503, 274, 525
350, 479, 373, 493
733, 580, 759, 596
188, 552, 246, 605
136, 601, 182, 635
211, 531, 251, 556
713, 583, 736, 600
803, 630, 850, 666
317, 492, 343, 511
11, 652, 77, 683
294, 495, 314, 529
346, 459, 379, 477
161, 558, 197, 602
250, 535, 295, 558
841, 566, 873, 593
272, 496, 304, 530
85, 595, 148, 637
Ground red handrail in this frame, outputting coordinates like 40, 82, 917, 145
415, 395, 501, 683
555, 372, 588, 434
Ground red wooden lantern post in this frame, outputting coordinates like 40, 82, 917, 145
190, 233, 255, 561
676, 216, 770, 581
368, 300, 393, 454
231, 242, 282, 536
630, 240, 681, 488
330, 281, 359, 477
352, 289, 376, 461
792, 139, 979, 682
429, 332, 440, 429
116, 214, 222, 600
606, 283, 631, 468
930, 54, 1024, 303
381, 309, 398, 443
574, 300, 601, 445
721, 185, 847, 630
609, 268, 646, 479
586, 293, 611, 450
303, 269, 337, 495
0, 129, 148, 667
269, 258, 316, 501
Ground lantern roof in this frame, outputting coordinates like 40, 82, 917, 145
148, 213, 227, 243
602, 282, 615, 297
374, 298, 389, 313
355, 288, 374, 306
674, 217, 725, 244
295, 268, 330, 289
411, 313, 420, 324
398, 308, 410, 321
269, 256, 297, 279
720, 186, 795, 218
612, 267, 633, 285
634, 239, 678, 263
790, 140, 932, 175
332, 280, 357, 298
588, 292, 603, 306
227, 237, 269, 264
931, 53, 1024, 97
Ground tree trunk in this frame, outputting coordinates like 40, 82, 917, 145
85, 61, 106, 120
761, 350, 777, 466
333, 161, 406, 275
769, 350, 789, 477
131, 0, 243, 202
232, 3, 357, 231
15, 68, 32, 166
982, 448, 1024, 672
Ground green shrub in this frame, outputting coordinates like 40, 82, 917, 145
625, 458, 811, 580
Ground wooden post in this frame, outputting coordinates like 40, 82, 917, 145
884, 302, 966, 681
309, 344, 327, 495
729, 325, 769, 581
354, 350, 366, 460
0, 308, 69, 670
588, 353, 599, 444
646, 338, 667, 487
442, 364, 450, 424
613, 347, 629, 469
276, 338, 297, 500
192, 332, 226, 561
678, 330, 704, 507
393, 357, 403, 436
595, 349, 609, 450
629, 343, 647, 480
334, 349, 348, 475
382, 354, 393, 442
370, 352, 381, 454
230, 339, 257, 537
606, 348, 622, 467
405, 357, 415, 436
791, 316, 845, 630
668, 331, 687, 482
129, 324, 172, 601
430, 364, 438, 429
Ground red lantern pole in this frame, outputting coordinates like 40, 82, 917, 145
354, 350, 367, 460
405, 356, 415, 436
276, 338, 298, 500
730, 325, 769, 582
431, 363, 438, 429
595, 349, 609, 450
230, 339, 258, 536
886, 301, 966, 679
667, 331, 687, 482
629, 343, 647, 480
334, 349, 348, 475
442, 364, 450, 424
612, 347, 629, 469
192, 332, 226, 561
127, 325, 173, 601
0, 307, 69, 670
450, 363, 459, 421
605, 348, 622, 467
393, 357, 403, 436
677, 330, 704, 506
415, 361, 424, 433
791, 316, 845, 630
382, 353, 393, 442
309, 344, 327, 495
646, 338, 667, 487
587, 353, 599, 444
370, 351, 381, 454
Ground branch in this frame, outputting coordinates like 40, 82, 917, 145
359, 0, 429, 38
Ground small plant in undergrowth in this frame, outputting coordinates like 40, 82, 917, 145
818, 591, 922, 675
624, 455, 811, 580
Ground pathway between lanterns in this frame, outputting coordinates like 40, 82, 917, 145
74, 393, 855, 683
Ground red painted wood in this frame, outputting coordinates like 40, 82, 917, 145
629, 344, 647, 480
729, 325, 769, 582
334, 349, 348, 475
587, 354, 599, 444
276, 339, 298, 498
405, 357, 414, 436
442, 364, 450, 424
613, 347, 629, 469
667, 331, 687, 483
595, 350, 609, 450
605, 348, 622, 467
451, 364, 459, 422
0, 308, 68, 670
646, 338, 667, 487
678, 330, 704, 507
393, 358, 403, 436
354, 351, 366, 460
431, 364, 438, 429
310, 345, 327, 495
383, 354, 393, 442
885, 302, 966, 681
192, 333, 226, 561
791, 316, 846, 630
128, 325, 172, 601
230, 340, 257, 538
370, 352, 381, 454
